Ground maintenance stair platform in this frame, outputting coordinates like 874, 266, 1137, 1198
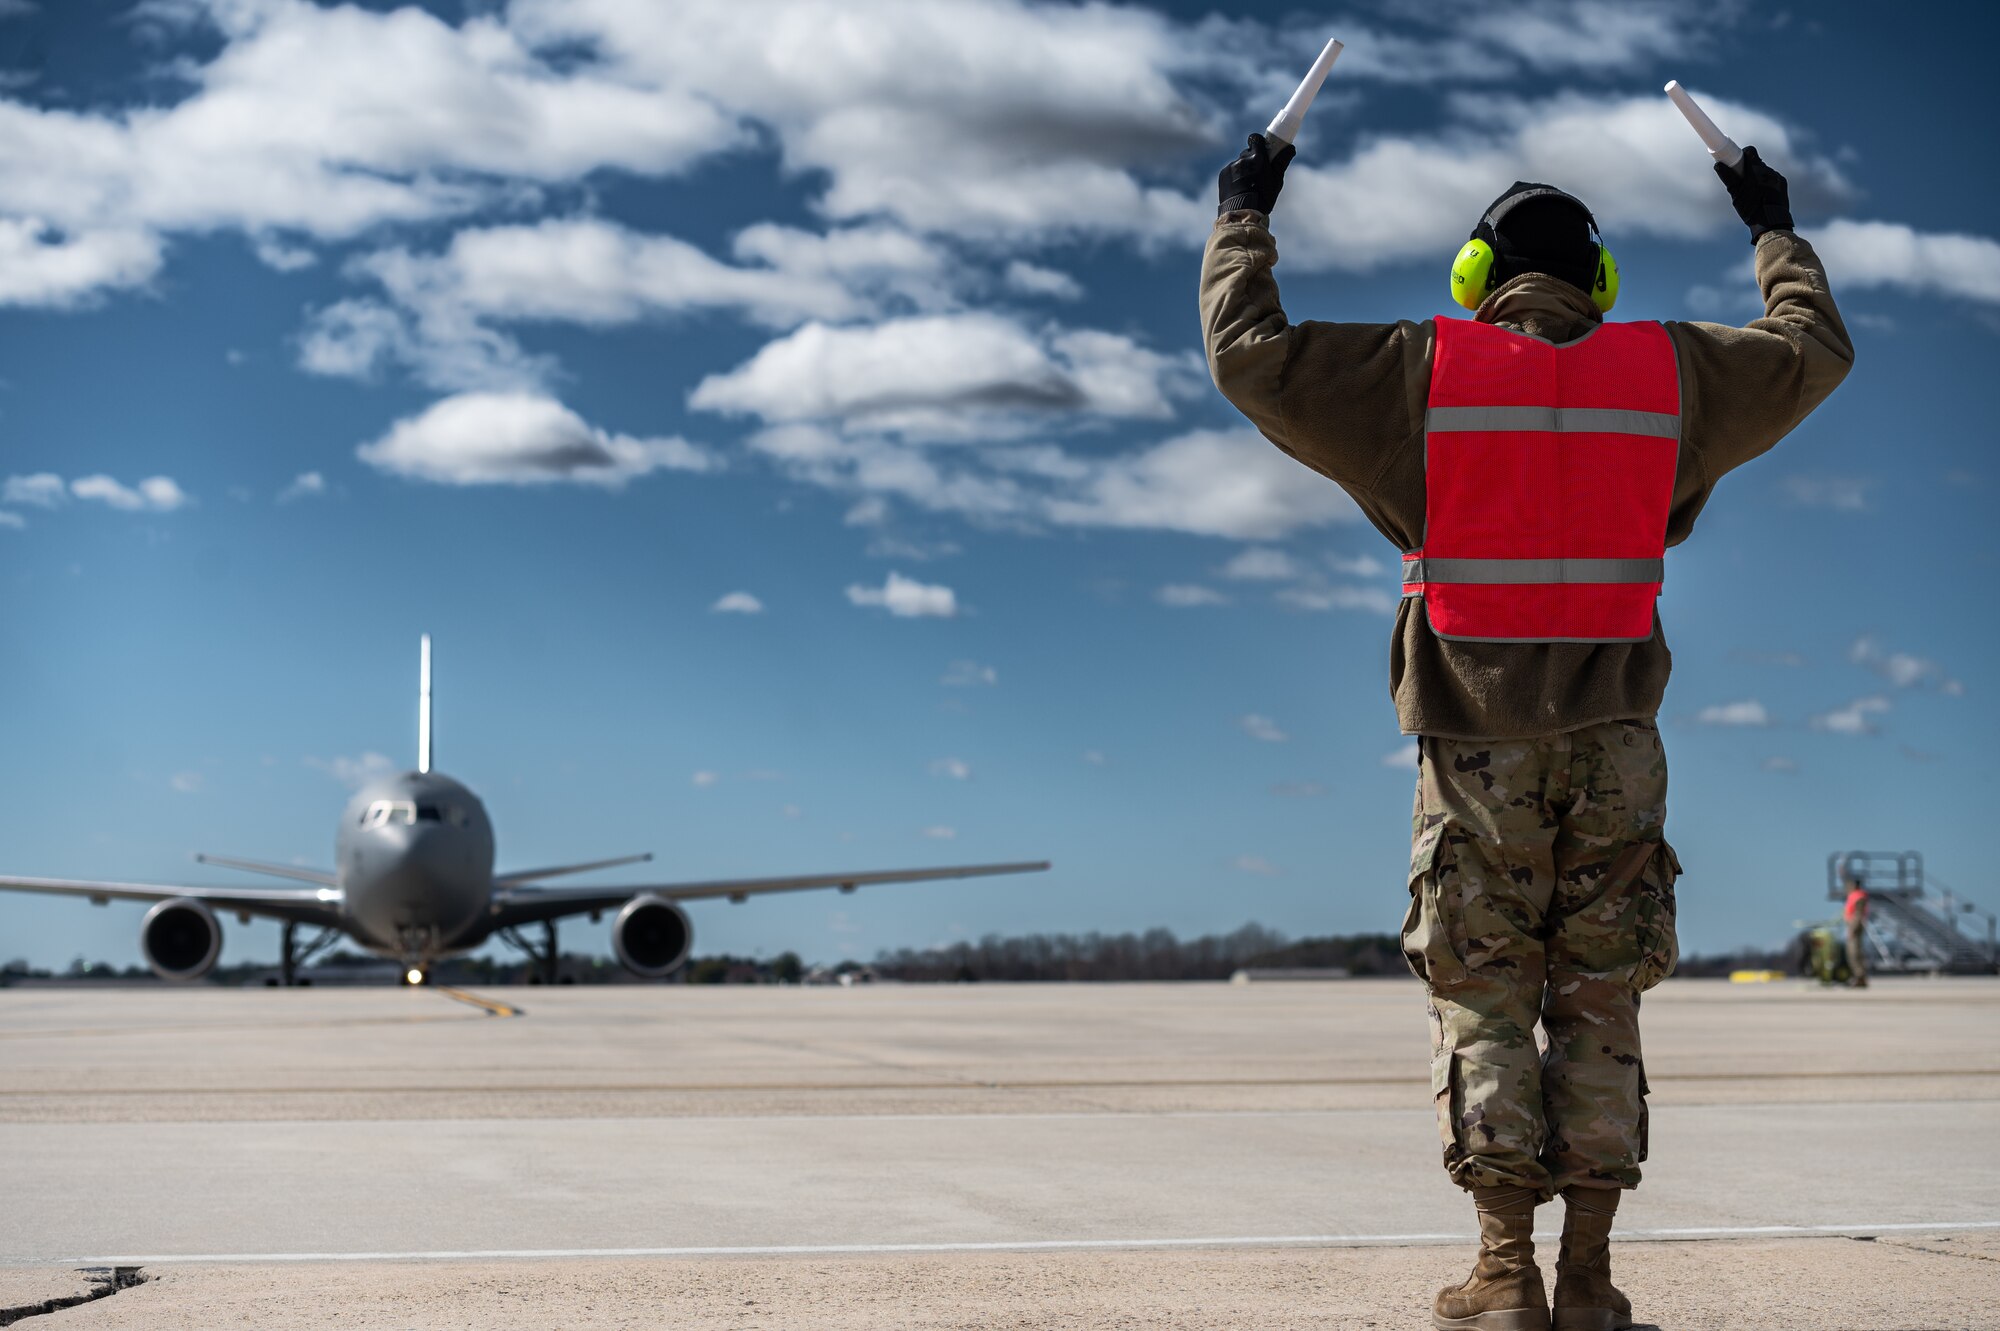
1832, 851, 1998, 975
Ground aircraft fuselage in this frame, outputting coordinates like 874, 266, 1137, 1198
336, 771, 496, 963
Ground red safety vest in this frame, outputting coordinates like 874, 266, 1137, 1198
1402, 316, 1681, 642
1845, 888, 1868, 922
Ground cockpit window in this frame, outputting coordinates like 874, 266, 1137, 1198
360, 799, 467, 829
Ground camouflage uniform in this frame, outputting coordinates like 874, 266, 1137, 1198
1401, 719, 1680, 1199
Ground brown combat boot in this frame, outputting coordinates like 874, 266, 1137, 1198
1433, 1185, 1550, 1330
1551, 1186, 1632, 1331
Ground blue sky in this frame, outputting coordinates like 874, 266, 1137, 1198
1, 0, 1994, 971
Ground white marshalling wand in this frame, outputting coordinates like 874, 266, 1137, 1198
1265, 38, 1344, 151
1664, 80, 1743, 169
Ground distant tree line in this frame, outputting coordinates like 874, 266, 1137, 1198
3, 936, 1799, 987
869, 924, 1409, 983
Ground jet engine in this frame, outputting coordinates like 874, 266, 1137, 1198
141, 897, 223, 981
612, 895, 692, 978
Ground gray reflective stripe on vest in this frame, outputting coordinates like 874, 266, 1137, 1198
1425, 406, 1680, 438
1401, 557, 1664, 585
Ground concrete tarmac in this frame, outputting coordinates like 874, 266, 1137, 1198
1, 977, 1996, 1328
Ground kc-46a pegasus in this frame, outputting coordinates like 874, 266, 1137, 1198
0, 638, 1049, 985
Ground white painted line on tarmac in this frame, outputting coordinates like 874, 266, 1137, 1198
37, 1219, 2000, 1266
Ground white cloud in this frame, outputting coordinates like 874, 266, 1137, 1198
169, 770, 204, 794
1219, 547, 1299, 581
1381, 741, 1421, 770
0, 220, 162, 307
1693, 699, 1772, 728
277, 471, 326, 502
3, 469, 186, 513
311, 218, 956, 392
745, 424, 1356, 543
1156, 583, 1228, 607
1327, 552, 1387, 578
1683, 282, 1762, 319
306, 751, 396, 788
296, 293, 556, 393
690, 314, 1195, 434
0, 0, 738, 254
1274, 90, 1852, 273
297, 299, 432, 382
843, 497, 889, 528
1454, 2, 1694, 74
357, 392, 713, 487
511, 0, 1214, 248
1233, 854, 1280, 876
1781, 474, 1874, 511
1762, 756, 1799, 774
846, 571, 957, 618
929, 757, 972, 781
712, 591, 765, 615
1810, 695, 1892, 735
921, 824, 958, 840
1276, 584, 1399, 615
507, 0, 1733, 256
71, 474, 191, 511
1238, 713, 1287, 743
1849, 636, 1962, 695
0, 0, 1845, 315
3, 473, 66, 507
1812, 220, 2000, 306
941, 660, 997, 687
1081, 749, 1107, 766
252, 236, 316, 272
691, 770, 720, 788
1045, 429, 1358, 541
1003, 260, 1081, 301
0, 509, 22, 529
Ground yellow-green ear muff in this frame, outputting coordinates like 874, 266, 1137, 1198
1592, 243, 1619, 312
1450, 238, 1495, 310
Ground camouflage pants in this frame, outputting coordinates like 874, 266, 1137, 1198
1400, 719, 1680, 1200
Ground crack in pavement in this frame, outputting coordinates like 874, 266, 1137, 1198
1878, 1237, 2000, 1265
0, 1268, 146, 1326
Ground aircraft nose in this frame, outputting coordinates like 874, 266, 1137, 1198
400, 825, 480, 883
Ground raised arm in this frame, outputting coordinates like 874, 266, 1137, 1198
1670, 147, 1856, 487
1198, 138, 1425, 509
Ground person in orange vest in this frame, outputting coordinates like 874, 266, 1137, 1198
1202, 137, 1852, 1331
1844, 875, 1871, 988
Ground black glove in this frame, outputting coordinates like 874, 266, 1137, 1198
1714, 144, 1793, 242
1217, 133, 1296, 217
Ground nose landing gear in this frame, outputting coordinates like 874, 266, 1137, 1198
396, 926, 437, 988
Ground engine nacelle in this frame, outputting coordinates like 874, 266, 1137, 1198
612, 895, 692, 978
141, 897, 223, 981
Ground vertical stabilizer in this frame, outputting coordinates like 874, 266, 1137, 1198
418, 634, 433, 775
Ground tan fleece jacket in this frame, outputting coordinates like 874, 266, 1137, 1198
1200, 215, 1854, 740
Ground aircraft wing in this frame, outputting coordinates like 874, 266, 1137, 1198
0, 875, 344, 926
488, 859, 1051, 928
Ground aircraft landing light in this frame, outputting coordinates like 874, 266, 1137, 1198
435, 986, 525, 1018
405, 969, 424, 986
